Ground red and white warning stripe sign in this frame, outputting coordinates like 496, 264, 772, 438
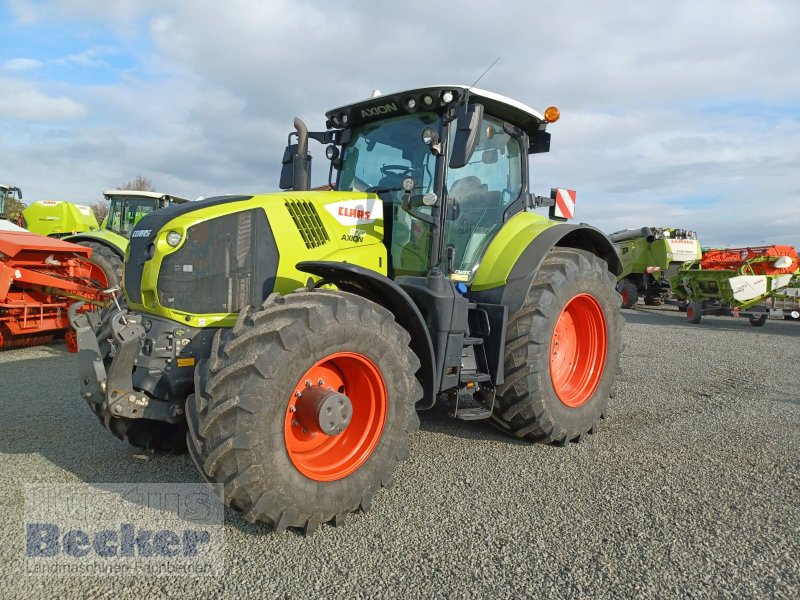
552, 188, 576, 220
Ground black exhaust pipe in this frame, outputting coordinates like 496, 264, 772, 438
292, 117, 311, 191
609, 227, 655, 244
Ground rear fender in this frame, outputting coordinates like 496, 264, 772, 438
296, 261, 437, 409
470, 220, 621, 315
64, 230, 128, 257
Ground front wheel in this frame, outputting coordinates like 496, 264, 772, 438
492, 248, 623, 444
749, 314, 767, 327
186, 290, 421, 533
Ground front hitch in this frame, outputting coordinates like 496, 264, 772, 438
68, 303, 184, 423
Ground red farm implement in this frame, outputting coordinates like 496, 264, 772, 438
0, 228, 113, 350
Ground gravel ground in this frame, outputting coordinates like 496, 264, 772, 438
1, 304, 798, 599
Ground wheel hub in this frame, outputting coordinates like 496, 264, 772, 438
294, 385, 353, 436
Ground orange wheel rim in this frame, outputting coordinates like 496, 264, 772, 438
284, 352, 387, 482
621, 288, 628, 306
549, 294, 607, 408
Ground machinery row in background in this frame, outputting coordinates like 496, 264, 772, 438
611, 226, 799, 325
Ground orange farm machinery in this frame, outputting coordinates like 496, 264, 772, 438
0, 227, 114, 350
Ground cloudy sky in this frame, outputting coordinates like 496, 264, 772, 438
2, 0, 798, 247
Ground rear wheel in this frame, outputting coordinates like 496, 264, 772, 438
79, 241, 123, 283
186, 290, 421, 533
492, 248, 623, 444
617, 279, 638, 309
748, 314, 767, 327
88, 300, 187, 454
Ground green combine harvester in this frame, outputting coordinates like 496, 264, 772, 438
71, 85, 624, 533
610, 226, 701, 308
670, 245, 799, 325
20, 200, 99, 237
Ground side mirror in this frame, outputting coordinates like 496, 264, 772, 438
449, 103, 484, 169
279, 144, 297, 190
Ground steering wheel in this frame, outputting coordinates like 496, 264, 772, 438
380, 164, 413, 178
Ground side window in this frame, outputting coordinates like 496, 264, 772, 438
444, 115, 524, 277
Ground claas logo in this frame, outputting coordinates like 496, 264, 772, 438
337, 206, 371, 220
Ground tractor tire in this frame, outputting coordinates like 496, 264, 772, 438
677, 300, 688, 312
617, 278, 638, 309
79, 241, 124, 283
491, 248, 623, 444
186, 290, 421, 533
687, 302, 703, 324
85, 253, 119, 291
644, 295, 662, 306
89, 301, 188, 454
748, 314, 767, 327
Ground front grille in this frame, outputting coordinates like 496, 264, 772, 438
157, 208, 277, 314
285, 200, 329, 249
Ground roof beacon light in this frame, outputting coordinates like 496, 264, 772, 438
544, 106, 560, 123
371, 89, 382, 98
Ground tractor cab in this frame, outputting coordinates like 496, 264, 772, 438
281, 86, 560, 282
102, 190, 189, 236
0, 185, 22, 220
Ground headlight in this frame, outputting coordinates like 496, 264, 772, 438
166, 231, 182, 247
441, 90, 455, 104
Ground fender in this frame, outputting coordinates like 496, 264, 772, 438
470, 218, 621, 315
64, 230, 128, 257
296, 260, 437, 409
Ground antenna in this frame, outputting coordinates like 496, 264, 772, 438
462, 57, 502, 106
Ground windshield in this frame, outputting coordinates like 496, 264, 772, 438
339, 112, 440, 276
107, 197, 158, 235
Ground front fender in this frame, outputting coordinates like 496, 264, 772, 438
296, 260, 437, 409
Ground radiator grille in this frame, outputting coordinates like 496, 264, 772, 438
284, 200, 329, 249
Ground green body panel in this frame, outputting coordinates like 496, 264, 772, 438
469, 211, 557, 292
22, 201, 99, 237
65, 228, 129, 256
615, 230, 701, 282
128, 191, 387, 329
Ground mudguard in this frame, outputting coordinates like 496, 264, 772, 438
64, 229, 128, 257
296, 260, 437, 409
470, 216, 621, 315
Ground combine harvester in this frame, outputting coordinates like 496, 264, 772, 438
1, 187, 115, 350
670, 245, 799, 326
611, 226, 701, 308
20, 200, 99, 237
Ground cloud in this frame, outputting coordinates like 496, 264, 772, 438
0, 79, 86, 120
2, 58, 43, 71
2, 0, 799, 248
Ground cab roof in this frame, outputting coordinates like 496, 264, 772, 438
102, 189, 189, 203
326, 85, 548, 137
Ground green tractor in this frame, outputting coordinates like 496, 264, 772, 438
0, 184, 23, 221
63, 190, 188, 281
71, 86, 623, 533
611, 227, 701, 308
20, 200, 99, 237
